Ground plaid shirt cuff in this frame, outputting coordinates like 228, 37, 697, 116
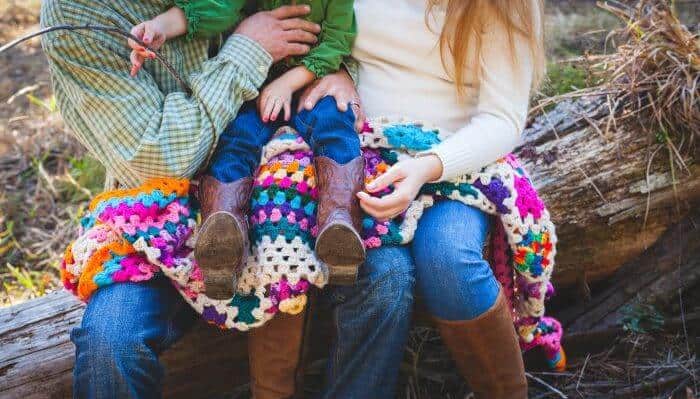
220, 34, 273, 88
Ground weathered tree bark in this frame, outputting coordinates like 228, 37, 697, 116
0, 292, 332, 399
0, 293, 251, 399
518, 96, 699, 288
560, 207, 700, 333
552, 207, 700, 358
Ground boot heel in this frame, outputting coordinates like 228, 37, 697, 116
315, 221, 366, 286
328, 264, 359, 285
196, 176, 253, 299
313, 156, 367, 285
194, 211, 245, 299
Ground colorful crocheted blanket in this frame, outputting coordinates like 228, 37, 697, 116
61, 117, 565, 370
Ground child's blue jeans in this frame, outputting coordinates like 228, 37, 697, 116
208, 96, 361, 183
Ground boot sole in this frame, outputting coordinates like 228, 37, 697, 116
315, 222, 365, 286
194, 211, 245, 299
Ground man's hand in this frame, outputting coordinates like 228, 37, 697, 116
235, 5, 320, 63
298, 69, 365, 132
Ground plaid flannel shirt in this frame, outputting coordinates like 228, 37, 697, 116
40, 0, 273, 188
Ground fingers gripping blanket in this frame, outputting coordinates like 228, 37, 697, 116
61, 117, 565, 370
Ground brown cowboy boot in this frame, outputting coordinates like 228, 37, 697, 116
194, 175, 253, 299
313, 156, 366, 285
433, 291, 528, 399
248, 307, 312, 399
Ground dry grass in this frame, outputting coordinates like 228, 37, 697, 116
395, 327, 697, 399
536, 1, 699, 150
0, 1, 104, 306
532, 0, 699, 232
598, 0, 699, 142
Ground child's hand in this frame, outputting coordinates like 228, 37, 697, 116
128, 20, 167, 77
258, 79, 294, 123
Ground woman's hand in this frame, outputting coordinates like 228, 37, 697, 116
358, 155, 443, 220
297, 69, 365, 132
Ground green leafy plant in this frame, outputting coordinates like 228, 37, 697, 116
541, 62, 592, 97
4, 263, 50, 298
621, 302, 665, 334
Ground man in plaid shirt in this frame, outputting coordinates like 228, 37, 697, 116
41, 1, 321, 397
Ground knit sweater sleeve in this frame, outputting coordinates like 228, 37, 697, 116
301, 0, 356, 78
425, 22, 534, 181
174, 0, 246, 39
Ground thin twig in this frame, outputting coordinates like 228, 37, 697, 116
0, 24, 191, 95
526, 372, 568, 398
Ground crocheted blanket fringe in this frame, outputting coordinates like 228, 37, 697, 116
61, 117, 565, 370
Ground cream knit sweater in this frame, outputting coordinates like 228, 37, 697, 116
352, 0, 535, 180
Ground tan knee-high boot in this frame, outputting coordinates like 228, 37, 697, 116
248, 307, 312, 399
434, 291, 528, 399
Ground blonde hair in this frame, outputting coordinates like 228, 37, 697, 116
428, 0, 545, 97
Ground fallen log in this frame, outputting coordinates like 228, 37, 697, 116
559, 207, 700, 334
551, 207, 700, 360
518, 96, 698, 287
0, 292, 332, 399
0, 293, 251, 399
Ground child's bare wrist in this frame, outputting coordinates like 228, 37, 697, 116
158, 7, 187, 39
280, 67, 315, 92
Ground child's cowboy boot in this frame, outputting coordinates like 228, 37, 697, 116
314, 156, 366, 285
194, 175, 253, 299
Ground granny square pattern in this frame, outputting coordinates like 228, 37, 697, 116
61, 118, 565, 370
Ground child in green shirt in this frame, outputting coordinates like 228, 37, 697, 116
128, 0, 365, 299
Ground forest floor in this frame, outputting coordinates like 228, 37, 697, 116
0, 1, 698, 398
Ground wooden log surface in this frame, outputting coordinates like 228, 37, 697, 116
559, 207, 700, 334
0, 292, 253, 399
518, 97, 699, 287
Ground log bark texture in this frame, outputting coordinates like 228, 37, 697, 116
561, 207, 700, 334
0, 293, 252, 399
518, 97, 699, 287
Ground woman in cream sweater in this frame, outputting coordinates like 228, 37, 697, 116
302, 1, 545, 398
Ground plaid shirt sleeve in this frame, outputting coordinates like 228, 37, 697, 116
42, 16, 271, 187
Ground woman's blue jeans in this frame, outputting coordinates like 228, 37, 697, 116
71, 200, 499, 398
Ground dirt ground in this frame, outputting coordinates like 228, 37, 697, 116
0, 1, 90, 305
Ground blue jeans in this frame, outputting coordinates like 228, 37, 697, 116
319, 200, 500, 398
71, 201, 497, 398
71, 277, 197, 398
209, 96, 361, 183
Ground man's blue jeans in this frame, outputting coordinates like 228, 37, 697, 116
208, 96, 361, 183
71, 200, 498, 398
71, 277, 197, 398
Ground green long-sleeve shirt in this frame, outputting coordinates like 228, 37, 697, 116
174, 0, 356, 78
